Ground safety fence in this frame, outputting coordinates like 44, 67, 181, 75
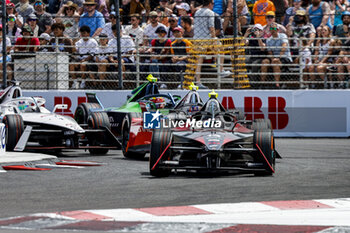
3, 36, 350, 90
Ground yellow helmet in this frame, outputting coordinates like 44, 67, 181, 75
146, 74, 157, 83
208, 90, 218, 99
189, 82, 198, 91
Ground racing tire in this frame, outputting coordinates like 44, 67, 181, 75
3, 114, 24, 151
253, 129, 275, 176
149, 128, 172, 177
252, 118, 272, 130
121, 112, 146, 159
87, 112, 110, 155
74, 102, 102, 125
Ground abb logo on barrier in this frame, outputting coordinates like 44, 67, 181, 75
54, 96, 87, 117
222, 96, 289, 129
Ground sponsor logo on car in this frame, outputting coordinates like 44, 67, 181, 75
143, 111, 222, 129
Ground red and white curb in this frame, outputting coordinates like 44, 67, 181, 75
0, 159, 104, 171
0, 198, 349, 232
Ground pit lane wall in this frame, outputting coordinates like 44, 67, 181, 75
23, 90, 349, 137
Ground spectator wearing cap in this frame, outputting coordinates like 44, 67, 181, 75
124, 13, 144, 46
176, 2, 190, 27
26, 14, 39, 37
108, 24, 136, 78
144, 11, 167, 41
158, 11, 170, 27
6, 3, 24, 28
34, 0, 54, 35
167, 14, 181, 39
149, 26, 172, 86
79, 0, 105, 37
334, 11, 350, 39
331, 0, 348, 28
16, 0, 35, 23
286, 9, 316, 59
180, 15, 194, 38
307, 0, 332, 31
176, 2, 190, 17
283, 0, 305, 26
0, 24, 13, 81
101, 11, 117, 39
243, 24, 267, 86
170, 0, 184, 13
37, 33, 51, 52
170, 27, 192, 86
49, 22, 74, 53
252, 0, 276, 26
14, 25, 39, 53
6, 14, 22, 45
71, 26, 98, 89
59, 0, 84, 13
55, 1, 80, 39
95, 34, 110, 82
262, 11, 286, 38
262, 22, 292, 88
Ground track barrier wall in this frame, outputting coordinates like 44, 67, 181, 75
23, 89, 350, 137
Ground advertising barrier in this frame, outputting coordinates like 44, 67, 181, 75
23, 90, 350, 137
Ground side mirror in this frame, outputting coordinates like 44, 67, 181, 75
53, 104, 68, 112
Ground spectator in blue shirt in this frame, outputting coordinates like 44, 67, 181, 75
79, 0, 105, 37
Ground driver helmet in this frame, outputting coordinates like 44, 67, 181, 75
150, 97, 166, 109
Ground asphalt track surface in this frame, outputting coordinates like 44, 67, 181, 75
0, 138, 349, 224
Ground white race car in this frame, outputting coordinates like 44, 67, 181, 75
0, 83, 120, 154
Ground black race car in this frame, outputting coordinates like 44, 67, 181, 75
149, 91, 280, 177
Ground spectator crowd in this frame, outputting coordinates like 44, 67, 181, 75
1, 0, 350, 89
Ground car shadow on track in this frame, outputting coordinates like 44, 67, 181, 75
140, 171, 256, 179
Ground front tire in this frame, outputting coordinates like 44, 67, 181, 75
121, 112, 145, 159
3, 114, 24, 151
87, 112, 110, 155
253, 129, 275, 176
149, 128, 172, 177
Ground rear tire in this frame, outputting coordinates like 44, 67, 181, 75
121, 112, 145, 159
3, 114, 24, 151
87, 112, 110, 155
253, 129, 275, 176
149, 128, 172, 177
74, 103, 102, 125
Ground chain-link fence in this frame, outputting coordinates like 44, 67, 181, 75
1, 2, 350, 90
